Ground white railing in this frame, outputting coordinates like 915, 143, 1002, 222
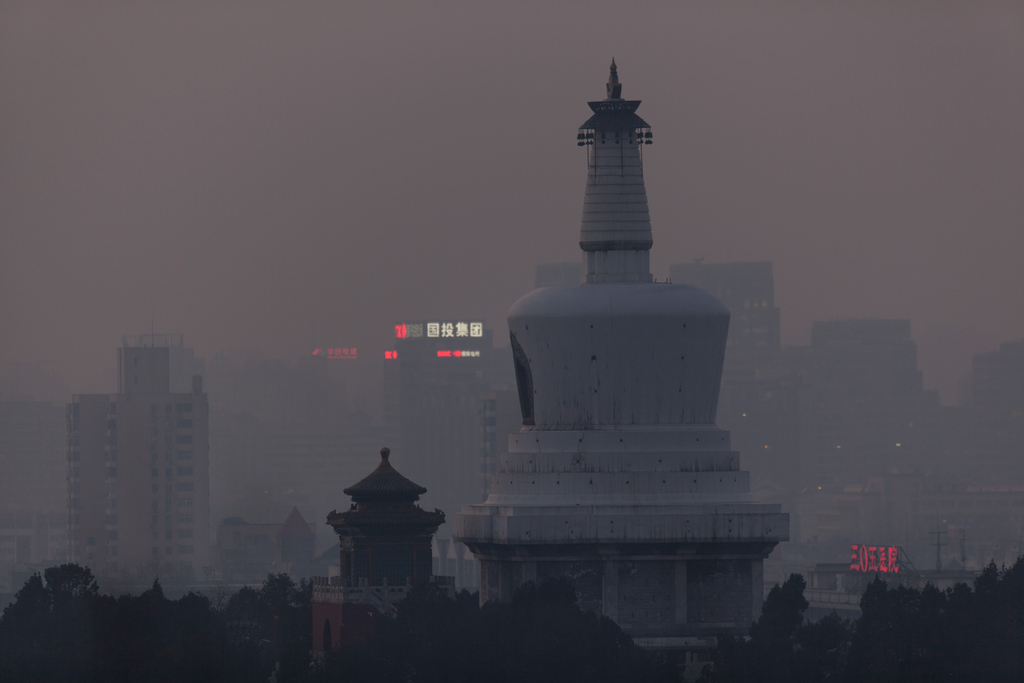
311, 577, 411, 614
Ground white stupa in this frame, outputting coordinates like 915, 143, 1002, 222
454, 62, 788, 644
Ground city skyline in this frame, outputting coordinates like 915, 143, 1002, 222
1, 5, 1022, 677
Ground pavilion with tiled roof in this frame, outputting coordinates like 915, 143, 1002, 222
326, 447, 445, 588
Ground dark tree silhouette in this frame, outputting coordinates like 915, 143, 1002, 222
314, 577, 680, 683
704, 558, 1024, 683
0, 566, 309, 683
7, 559, 1024, 683
703, 573, 839, 683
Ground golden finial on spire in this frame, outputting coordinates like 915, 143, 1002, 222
606, 58, 622, 99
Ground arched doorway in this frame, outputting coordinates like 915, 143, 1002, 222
323, 618, 332, 652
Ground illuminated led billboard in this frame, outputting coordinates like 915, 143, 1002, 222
850, 545, 900, 573
311, 347, 357, 360
395, 321, 484, 339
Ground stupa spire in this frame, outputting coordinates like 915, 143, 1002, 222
606, 58, 622, 99
577, 61, 654, 284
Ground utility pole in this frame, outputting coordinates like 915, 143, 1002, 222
931, 529, 947, 571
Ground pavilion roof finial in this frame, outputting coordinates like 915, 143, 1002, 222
606, 58, 622, 99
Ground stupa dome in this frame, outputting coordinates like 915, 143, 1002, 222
508, 283, 729, 428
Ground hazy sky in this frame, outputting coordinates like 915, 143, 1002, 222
2, 1, 1022, 403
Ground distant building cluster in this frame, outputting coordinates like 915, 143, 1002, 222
668, 260, 1024, 584
0, 321, 513, 594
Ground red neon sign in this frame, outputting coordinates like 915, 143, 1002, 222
850, 545, 900, 573
316, 348, 357, 359
436, 350, 481, 358
395, 324, 407, 339
385, 350, 398, 359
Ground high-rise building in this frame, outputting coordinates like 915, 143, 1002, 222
971, 340, 1024, 481
802, 320, 937, 486
383, 320, 513, 536
669, 261, 780, 353
67, 335, 209, 584
455, 62, 788, 649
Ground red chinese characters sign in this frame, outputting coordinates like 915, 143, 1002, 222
851, 545, 900, 573
311, 348, 357, 360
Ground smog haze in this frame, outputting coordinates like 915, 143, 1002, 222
2, 1, 1022, 403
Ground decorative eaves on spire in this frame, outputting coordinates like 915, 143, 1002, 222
577, 61, 652, 147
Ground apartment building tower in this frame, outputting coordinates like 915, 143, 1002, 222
68, 335, 209, 583
971, 340, 1024, 481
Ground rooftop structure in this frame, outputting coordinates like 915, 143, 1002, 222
215, 507, 315, 582
327, 447, 444, 588
455, 62, 789, 647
